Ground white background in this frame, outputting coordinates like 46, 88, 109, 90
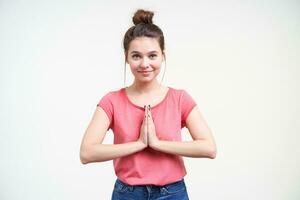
1, 0, 299, 199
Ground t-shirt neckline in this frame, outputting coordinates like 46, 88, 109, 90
122, 86, 172, 109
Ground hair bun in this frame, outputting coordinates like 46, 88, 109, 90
132, 9, 154, 25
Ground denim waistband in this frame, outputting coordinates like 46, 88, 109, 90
116, 178, 185, 188
113, 178, 189, 198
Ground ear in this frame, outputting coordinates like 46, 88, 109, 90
162, 51, 166, 62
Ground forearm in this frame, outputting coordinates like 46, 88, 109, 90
80, 141, 146, 164
151, 139, 217, 159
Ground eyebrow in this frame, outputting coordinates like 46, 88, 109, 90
130, 51, 159, 54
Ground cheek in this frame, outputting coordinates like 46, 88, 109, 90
128, 61, 139, 69
153, 61, 162, 69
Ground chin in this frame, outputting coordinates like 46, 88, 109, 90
134, 72, 159, 82
138, 78, 153, 82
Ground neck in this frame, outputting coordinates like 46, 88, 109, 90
129, 79, 162, 94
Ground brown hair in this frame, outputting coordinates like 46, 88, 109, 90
123, 9, 165, 54
123, 9, 166, 87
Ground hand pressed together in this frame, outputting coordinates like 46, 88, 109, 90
138, 105, 159, 148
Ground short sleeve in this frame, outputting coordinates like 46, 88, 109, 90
180, 90, 197, 128
96, 92, 114, 130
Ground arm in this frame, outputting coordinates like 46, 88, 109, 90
150, 106, 217, 159
79, 106, 146, 164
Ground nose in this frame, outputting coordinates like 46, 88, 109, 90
139, 57, 150, 69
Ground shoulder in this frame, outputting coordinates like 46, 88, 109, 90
168, 86, 191, 98
168, 87, 196, 108
100, 87, 124, 99
96, 88, 125, 107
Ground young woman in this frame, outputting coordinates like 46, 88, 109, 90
80, 9, 217, 200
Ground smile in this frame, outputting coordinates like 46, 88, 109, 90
138, 71, 153, 73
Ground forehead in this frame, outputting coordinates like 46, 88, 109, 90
128, 37, 161, 53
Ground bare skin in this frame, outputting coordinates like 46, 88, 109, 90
79, 37, 217, 164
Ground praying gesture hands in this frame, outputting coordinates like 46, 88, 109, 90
138, 105, 159, 148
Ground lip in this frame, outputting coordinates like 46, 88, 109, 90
138, 70, 153, 77
138, 71, 153, 73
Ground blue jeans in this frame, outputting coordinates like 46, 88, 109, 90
111, 178, 189, 200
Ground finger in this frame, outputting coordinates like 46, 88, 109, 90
146, 105, 149, 133
146, 104, 149, 124
141, 105, 146, 125
144, 105, 147, 119
148, 105, 152, 119
147, 105, 152, 121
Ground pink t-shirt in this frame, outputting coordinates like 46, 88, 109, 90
96, 86, 197, 186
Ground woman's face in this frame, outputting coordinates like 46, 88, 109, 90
126, 37, 165, 83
